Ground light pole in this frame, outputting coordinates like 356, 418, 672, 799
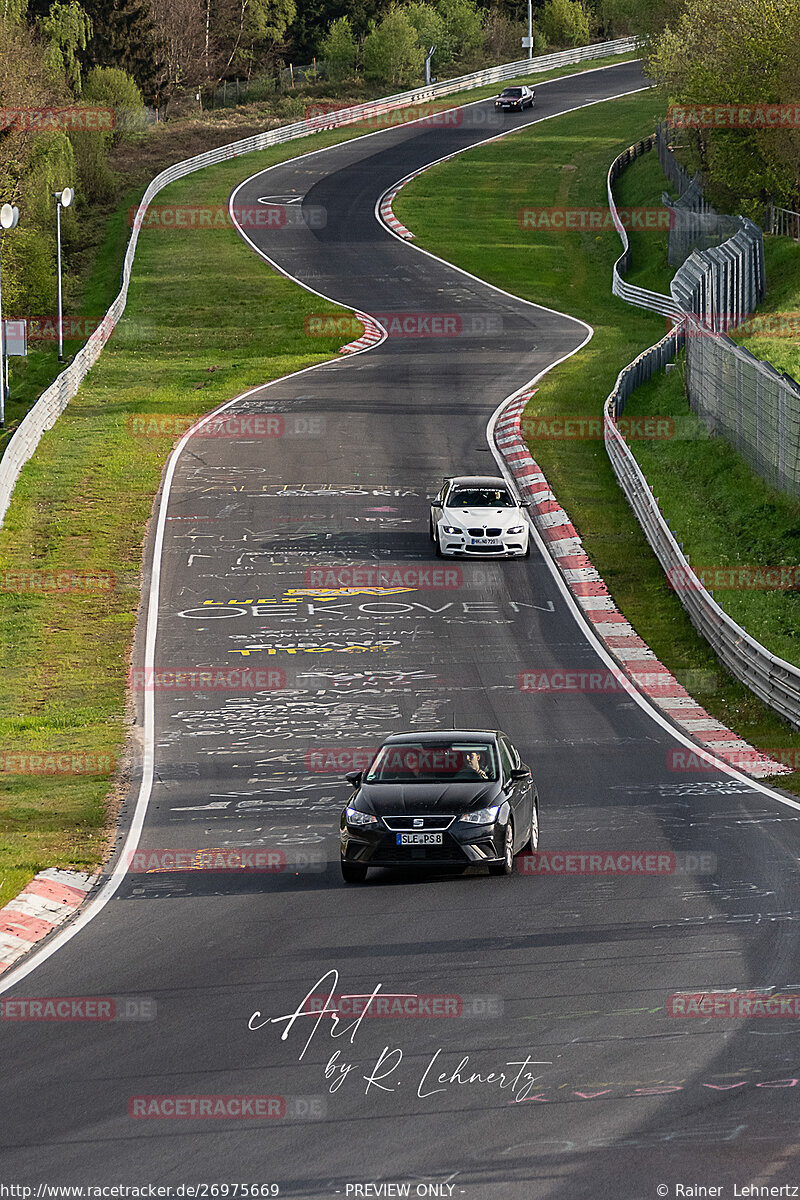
528, 0, 533, 58
54, 187, 73, 362
0, 202, 20, 429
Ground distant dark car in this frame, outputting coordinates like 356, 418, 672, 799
339, 730, 538, 883
495, 86, 535, 111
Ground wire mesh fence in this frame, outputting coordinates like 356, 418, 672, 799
656, 124, 740, 267
765, 203, 800, 240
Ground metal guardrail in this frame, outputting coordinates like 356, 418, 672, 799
0, 36, 637, 529
603, 139, 800, 729
766, 203, 800, 240
607, 136, 682, 320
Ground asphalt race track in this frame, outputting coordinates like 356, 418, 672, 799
2, 60, 800, 1198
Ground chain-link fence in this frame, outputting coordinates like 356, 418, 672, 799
684, 316, 800, 495
656, 124, 740, 267
766, 203, 800, 240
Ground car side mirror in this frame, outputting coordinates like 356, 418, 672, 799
510, 767, 529, 780
345, 770, 363, 787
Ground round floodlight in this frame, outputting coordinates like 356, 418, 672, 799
60, 188, 74, 208
0, 204, 19, 230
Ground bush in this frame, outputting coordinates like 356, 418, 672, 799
435, 0, 484, 64
82, 66, 145, 141
363, 8, 425, 86
320, 16, 358, 83
539, 0, 590, 46
69, 130, 115, 203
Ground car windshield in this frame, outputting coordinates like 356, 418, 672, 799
502, 89, 522, 97
365, 742, 499, 783
448, 488, 514, 508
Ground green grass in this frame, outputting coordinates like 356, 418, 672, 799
731, 236, 800, 380
394, 91, 800, 791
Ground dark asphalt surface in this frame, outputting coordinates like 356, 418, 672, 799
2, 60, 800, 1199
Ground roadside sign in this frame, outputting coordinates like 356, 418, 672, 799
4, 319, 27, 356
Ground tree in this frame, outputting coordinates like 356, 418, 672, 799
320, 15, 358, 81
217, 0, 296, 78
80, 0, 163, 101
147, 0, 206, 95
435, 0, 483, 65
405, 2, 444, 67
648, 0, 800, 208
363, 6, 424, 85
39, 0, 93, 93
539, 0, 589, 45
82, 65, 144, 138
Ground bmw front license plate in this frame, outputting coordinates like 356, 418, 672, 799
471, 537, 500, 546
397, 833, 443, 845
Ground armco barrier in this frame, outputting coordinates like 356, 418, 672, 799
604, 141, 800, 729
607, 136, 681, 320
0, 37, 637, 529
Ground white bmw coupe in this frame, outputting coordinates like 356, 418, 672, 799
430, 476, 530, 558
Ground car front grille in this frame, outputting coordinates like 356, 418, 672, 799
485, 527, 502, 537
382, 815, 456, 832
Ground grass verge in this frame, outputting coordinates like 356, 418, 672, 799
393, 91, 800, 793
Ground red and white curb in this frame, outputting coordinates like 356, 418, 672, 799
0, 868, 99, 974
496, 390, 791, 780
379, 155, 462, 242
339, 312, 385, 354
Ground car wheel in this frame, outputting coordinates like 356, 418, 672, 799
527, 802, 539, 852
488, 819, 514, 876
341, 858, 368, 884
434, 526, 444, 558
429, 514, 436, 542
522, 540, 531, 559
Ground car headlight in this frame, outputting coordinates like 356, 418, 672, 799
442, 526, 461, 534
507, 525, 526, 534
345, 806, 376, 826
461, 805, 501, 824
